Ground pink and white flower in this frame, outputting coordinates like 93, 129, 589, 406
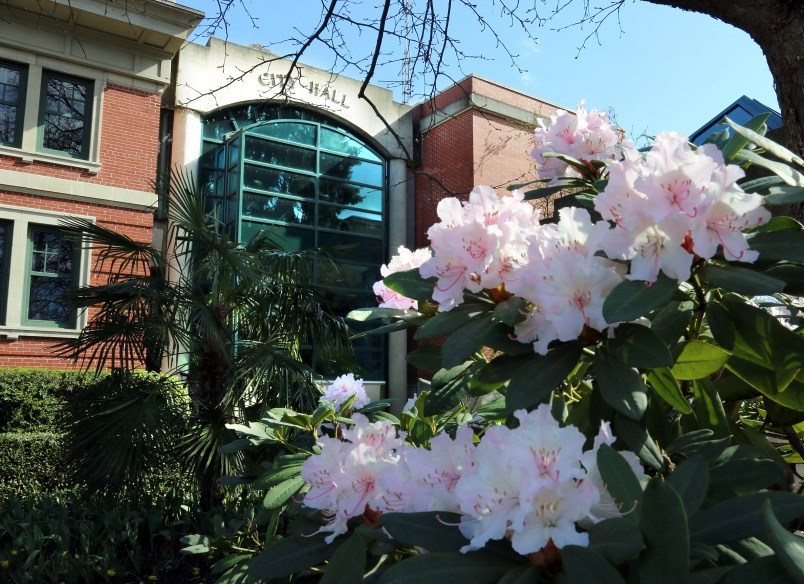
320, 373, 371, 410
373, 246, 433, 309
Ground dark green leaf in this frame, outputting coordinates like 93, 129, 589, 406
253, 464, 303, 490
615, 416, 664, 470
649, 302, 693, 347
607, 323, 673, 368
721, 113, 771, 162
249, 534, 336, 579
597, 444, 644, 521
381, 512, 469, 552
383, 268, 436, 302
603, 274, 678, 323
491, 297, 528, 327
498, 566, 541, 584
689, 491, 804, 545
725, 117, 804, 168
692, 379, 731, 439
666, 429, 714, 454
424, 377, 468, 416
407, 345, 443, 372
765, 185, 804, 206
764, 264, 804, 295
476, 354, 532, 385
219, 438, 252, 454
262, 476, 305, 509
727, 358, 804, 411
441, 316, 497, 368
377, 551, 515, 584
670, 341, 729, 380
741, 175, 785, 194
562, 545, 626, 584
709, 458, 784, 495
415, 304, 487, 340
638, 478, 689, 584
698, 264, 785, 295
587, 517, 645, 564
762, 500, 804, 583
689, 567, 733, 584
750, 230, 804, 263
723, 556, 791, 584
505, 343, 582, 414
595, 348, 648, 420
521, 184, 569, 200
479, 322, 535, 355
320, 533, 366, 584
667, 455, 709, 517
647, 367, 692, 413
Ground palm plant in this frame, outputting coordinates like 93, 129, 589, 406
57, 171, 354, 508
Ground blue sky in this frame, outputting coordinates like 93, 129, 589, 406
181, 1, 779, 142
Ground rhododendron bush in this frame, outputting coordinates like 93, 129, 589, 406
183, 108, 804, 583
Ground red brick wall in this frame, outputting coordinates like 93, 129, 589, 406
0, 83, 161, 192
0, 80, 160, 370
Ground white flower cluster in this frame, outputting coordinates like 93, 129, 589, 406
300, 405, 643, 554
373, 245, 433, 309
531, 102, 627, 182
377, 107, 771, 354
320, 373, 370, 410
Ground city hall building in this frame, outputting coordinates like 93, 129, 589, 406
0, 0, 566, 403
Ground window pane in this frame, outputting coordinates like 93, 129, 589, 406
28, 276, 70, 322
317, 261, 380, 292
318, 231, 383, 264
245, 136, 316, 171
251, 122, 317, 146
240, 222, 315, 251
318, 205, 382, 237
320, 127, 380, 162
0, 61, 25, 147
41, 73, 91, 157
0, 104, 17, 143
244, 165, 315, 198
319, 179, 382, 212
243, 193, 314, 225
320, 153, 382, 185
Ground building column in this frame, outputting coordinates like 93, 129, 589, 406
386, 157, 410, 413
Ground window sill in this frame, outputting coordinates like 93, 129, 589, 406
0, 145, 100, 175
0, 325, 80, 340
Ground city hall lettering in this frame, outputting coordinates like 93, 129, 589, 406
258, 72, 349, 108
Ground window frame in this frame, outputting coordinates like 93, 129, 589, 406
0, 204, 92, 338
22, 225, 79, 328
37, 69, 94, 160
0, 59, 28, 148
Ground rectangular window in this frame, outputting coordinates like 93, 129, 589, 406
39, 71, 93, 159
0, 60, 27, 148
24, 227, 76, 327
0, 221, 12, 325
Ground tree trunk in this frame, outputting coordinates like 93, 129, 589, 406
644, 0, 804, 157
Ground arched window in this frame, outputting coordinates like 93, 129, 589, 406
200, 104, 387, 381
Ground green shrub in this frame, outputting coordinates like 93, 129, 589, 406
0, 432, 74, 499
0, 368, 89, 433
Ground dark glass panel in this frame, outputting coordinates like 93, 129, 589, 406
245, 136, 316, 171
319, 179, 382, 212
251, 122, 317, 146
320, 153, 382, 186
43, 114, 84, 155
317, 260, 380, 292
28, 276, 70, 322
318, 231, 383, 264
0, 104, 16, 144
244, 165, 315, 198
318, 206, 382, 237
320, 127, 380, 162
242, 193, 314, 225
240, 222, 315, 251
228, 138, 240, 167
354, 348, 385, 381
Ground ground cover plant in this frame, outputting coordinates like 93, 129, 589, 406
183, 108, 804, 583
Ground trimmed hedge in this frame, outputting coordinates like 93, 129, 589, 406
0, 432, 74, 499
0, 369, 90, 433
0, 369, 192, 503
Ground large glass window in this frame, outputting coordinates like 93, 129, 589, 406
201, 104, 387, 380
0, 60, 27, 148
39, 71, 93, 159
24, 227, 76, 327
